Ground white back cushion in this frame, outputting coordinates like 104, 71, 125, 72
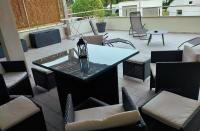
75, 104, 124, 122
182, 46, 197, 62
150, 63, 156, 78
0, 64, 5, 74
182, 46, 200, 62
65, 110, 140, 131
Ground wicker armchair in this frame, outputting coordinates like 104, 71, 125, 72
150, 50, 200, 100
139, 90, 200, 131
64, 87, 146, 131
0, 61, 33, 97
0, 86, 47, 131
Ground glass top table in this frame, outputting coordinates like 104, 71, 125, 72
33, 44, 139, 110
33, 44, 139, 81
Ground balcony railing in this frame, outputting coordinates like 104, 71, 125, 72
18, 5, 200, 47
68, 4, 200, 17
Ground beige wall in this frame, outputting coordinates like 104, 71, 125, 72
106, 16, 200, 33
18, 16, 200, 47
18, 19, 92, 47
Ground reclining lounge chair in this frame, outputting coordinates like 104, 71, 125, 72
177, 37, 200, 50
129, 12, 148, 39
83, 20, 136, 49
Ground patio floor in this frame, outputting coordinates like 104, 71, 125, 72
24, 31, 200, 131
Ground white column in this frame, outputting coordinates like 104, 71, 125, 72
0, 0, 25, 61
62, 0, 72, 39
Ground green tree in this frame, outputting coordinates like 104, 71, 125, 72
101, 0, 127, 8
163, 0, 174, 9
72, 0, 105, 17
66, 0, 73, 7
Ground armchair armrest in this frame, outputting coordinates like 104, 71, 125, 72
1, 61, 27, 72
0, 75, 10, 105
75, 97, 109, 111
122, 87, 147, 130
156, 62, 200, 100
122, 87, 137, 111
64, 94, 75, 124
151, 50, 182, 63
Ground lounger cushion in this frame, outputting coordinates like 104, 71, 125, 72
82, 35, 104, 45
0, 96, 40, 130
66, 105, 140, 131
3, 72, 27, 88
142, 91, 200, 129
150, 63, 156, 78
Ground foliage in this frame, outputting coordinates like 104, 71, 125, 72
72, 0, 105, 17
66, 0, 74, 7
101, 0, 127, 7
104, 10, 118, 17
162, 10, 169, 16
162, 0, 174, 9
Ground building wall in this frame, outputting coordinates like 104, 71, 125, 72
118, 0, 162, 17
168, 0, 200, 16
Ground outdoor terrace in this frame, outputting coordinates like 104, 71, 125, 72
1, 12, 200, 130
1, 0, 200, 130
23, 30, 200, 131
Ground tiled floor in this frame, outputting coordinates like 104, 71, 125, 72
26, 31, 200, 131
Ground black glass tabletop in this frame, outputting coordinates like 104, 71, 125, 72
33, 44, 138, 80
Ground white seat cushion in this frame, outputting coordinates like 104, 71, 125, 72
75, 104, 124, 121
150, 63, 156, 78
142, 91, 200, 129
127, 53, 150, 64
33, 66, 53, 74
66, 106, 140, 131
3, 72, 27, 88
0, 64, 5, 74
0, 96, 40, 130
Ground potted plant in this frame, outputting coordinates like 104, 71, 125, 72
96, 17, 106, 33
